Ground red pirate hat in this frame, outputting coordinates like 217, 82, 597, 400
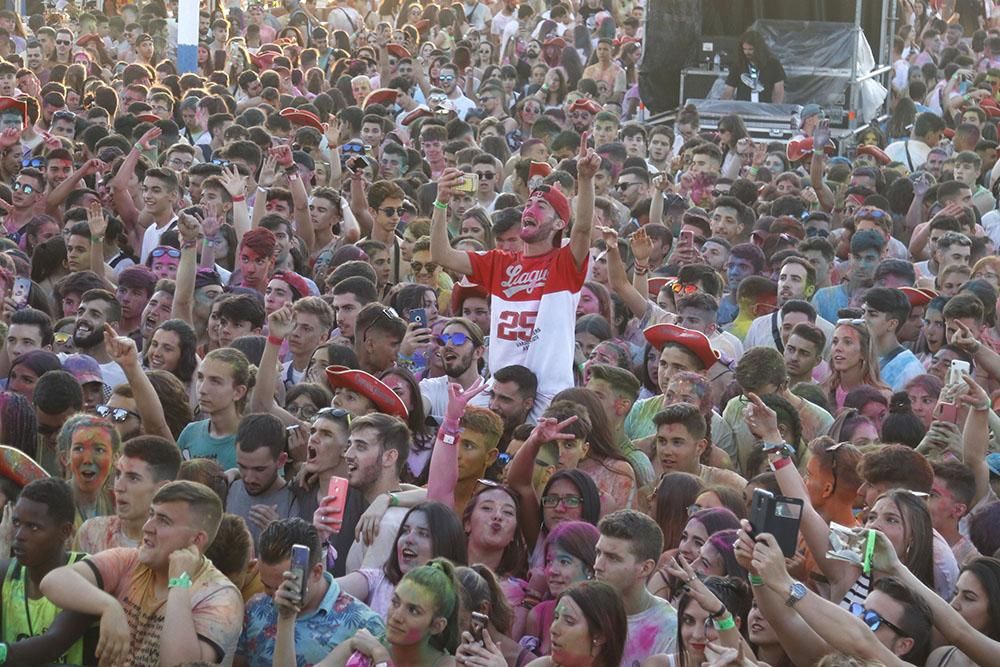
280, 108, 324, 132
364, 88, 399, 110
857, 144, 891, 165
786, 137, 836, 162
643, 323, 720, 369
899, 286, 937, 308
450, 281, 489, 315
325, 366, 409, 420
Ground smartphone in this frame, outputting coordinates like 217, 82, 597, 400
285, 424, 301, 432
948, 359, 971, 386
409, 308, 427, 327
347, 156, 365, 173
680, 229, 695, 247
749, 488, 803, 558
11, 277, 30, 311
455, 172, 479, 193
289, 544, 310, 602
324, 476, 349, 530
470, 611, 489, 645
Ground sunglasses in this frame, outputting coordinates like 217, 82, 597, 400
615, 181, 640, 191
474, 171, 495, 180
410, 262, 438, 274
315, 406, 352, 426
96, 404, 141, 422
151, 247, 182, 259
672, 282, 698, 295
53, 332, 71, 345
11, 182, 36, 194
848, 603, 906, 636
541, 494, 583, 508
362, 306, 400, 342
806, 227, 830, 238
836, 318, 866, 327
53, 111, 76, 122
21, 157, 46, 168
341, 143, 368, 154
437, 332, 470, 346
211, 158, 232, 167
56, 39, 71, 46
379, 207, 403, 217
439, 75, 456, 82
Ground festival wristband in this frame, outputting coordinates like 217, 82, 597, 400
748, 574, 764, 586
433, 200, 448, 210
770, 456, 794, 472
168, 572, 192, 589
267, 335, 285, 347
232, 194, 245, 203
714, 614, 736, 631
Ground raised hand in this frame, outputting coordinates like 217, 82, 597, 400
528, 415, 579, 444
86, 202, 108, 240
912, 172, 932, 198
596, 225, 618, 248
949, 319, 980, 355
138, 126, 162, 151
259, 154, 278, 188
103, 324, 139, 368
219, 165, 246, 198
444, 377, 487, 422
0, 128, 20, 151
177, 211, 202, 245
274, 570, 303, 619
81, 158, 108, 177
271, 144, 294, 168
630, 228, 653, 265
436, 168, 465, 204
268, 305, 295, 341
652, 173, 672, 193
576, 131, 600, 181
813, 118, 831, 150
743, 392, 781, 442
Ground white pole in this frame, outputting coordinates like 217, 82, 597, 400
177, 0, 200, 73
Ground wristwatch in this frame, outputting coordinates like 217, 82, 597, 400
785, 581, 807, 607
763, 441, 795, 459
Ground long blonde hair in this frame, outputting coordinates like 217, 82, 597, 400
823, 321, 889, 405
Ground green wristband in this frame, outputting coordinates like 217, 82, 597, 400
748, 574, 764, 586
433, 200, 448, 210
168, 571, 192, 589
714, 614, 736, 631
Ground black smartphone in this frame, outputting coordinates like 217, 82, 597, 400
749, 489, 803, 558
470, 611, 489, 645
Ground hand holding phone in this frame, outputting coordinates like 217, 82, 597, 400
313, 477, 349, 537
289, 544, 310, 603
408, 308, 427, 327
749, 489, 803, 558
11, 277, 30, 311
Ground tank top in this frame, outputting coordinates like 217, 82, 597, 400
2, 553, 89, 665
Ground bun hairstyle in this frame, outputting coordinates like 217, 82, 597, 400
882, 391, 926, 449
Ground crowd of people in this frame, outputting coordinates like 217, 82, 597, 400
0, 0, 999, 666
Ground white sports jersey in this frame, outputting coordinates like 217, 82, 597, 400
467, 245, 587, 398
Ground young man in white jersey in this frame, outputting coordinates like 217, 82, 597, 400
430, 134, 599, 418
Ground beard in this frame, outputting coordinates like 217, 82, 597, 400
73, 322, 104, 349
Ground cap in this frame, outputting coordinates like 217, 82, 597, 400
0, 97, 27, 124
195, 268, 224, 289
800, 104, 823, 120
682, 207, 710, 225
899, 286, 937, 307
363, 88, 399, 110
543, 36, 567, 50
566, 98, 601, 115
450, 281, 489, 315
63, 353, 104, 386
643, 323, 720, 369
528, 185, 571, 224
0, 445, 48, 487
280, 108, 324, 132
325, 366, 409, 420
414, 19, 432, 32
76, 33, 103, 48
251, 51, 279, 71
401, 106, 434, 126
136, 113, 161, 124
271, 271, 309, 301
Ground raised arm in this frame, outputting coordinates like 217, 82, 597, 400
602, 226, 649, 319
753, 533, 907, 667
47, 158, 106, 211
171, 211, 201, 326
430, 168, 474, 275
218, 165, 250, 245
250, 306, 307, 427
274, 145, 315, 252
104, 324, 173, 441
959, 374, 993, 507
571, 133, 599, 268
86, 202, 113, 284
110, 127, 161, 232
809, 121, 836, 213
427, 380, 487, 511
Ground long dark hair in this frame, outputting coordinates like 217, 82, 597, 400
676, 576, 752, 667
541, 469, 601, 526
736, 29, 776, 68
960, 557, 1000, 640
871, 490, 935, 590
378, 366, 432, 438
653, 472, 703, 551
145, 319, 199, 383
463, 484, 529, 578
552, 387, 630, 465
384, 502, 467, 585
558, 582, 627, 667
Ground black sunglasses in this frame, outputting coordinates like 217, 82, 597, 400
315, 406, 352, 426
849, 603, 907, 636
21, 157, 46, 168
